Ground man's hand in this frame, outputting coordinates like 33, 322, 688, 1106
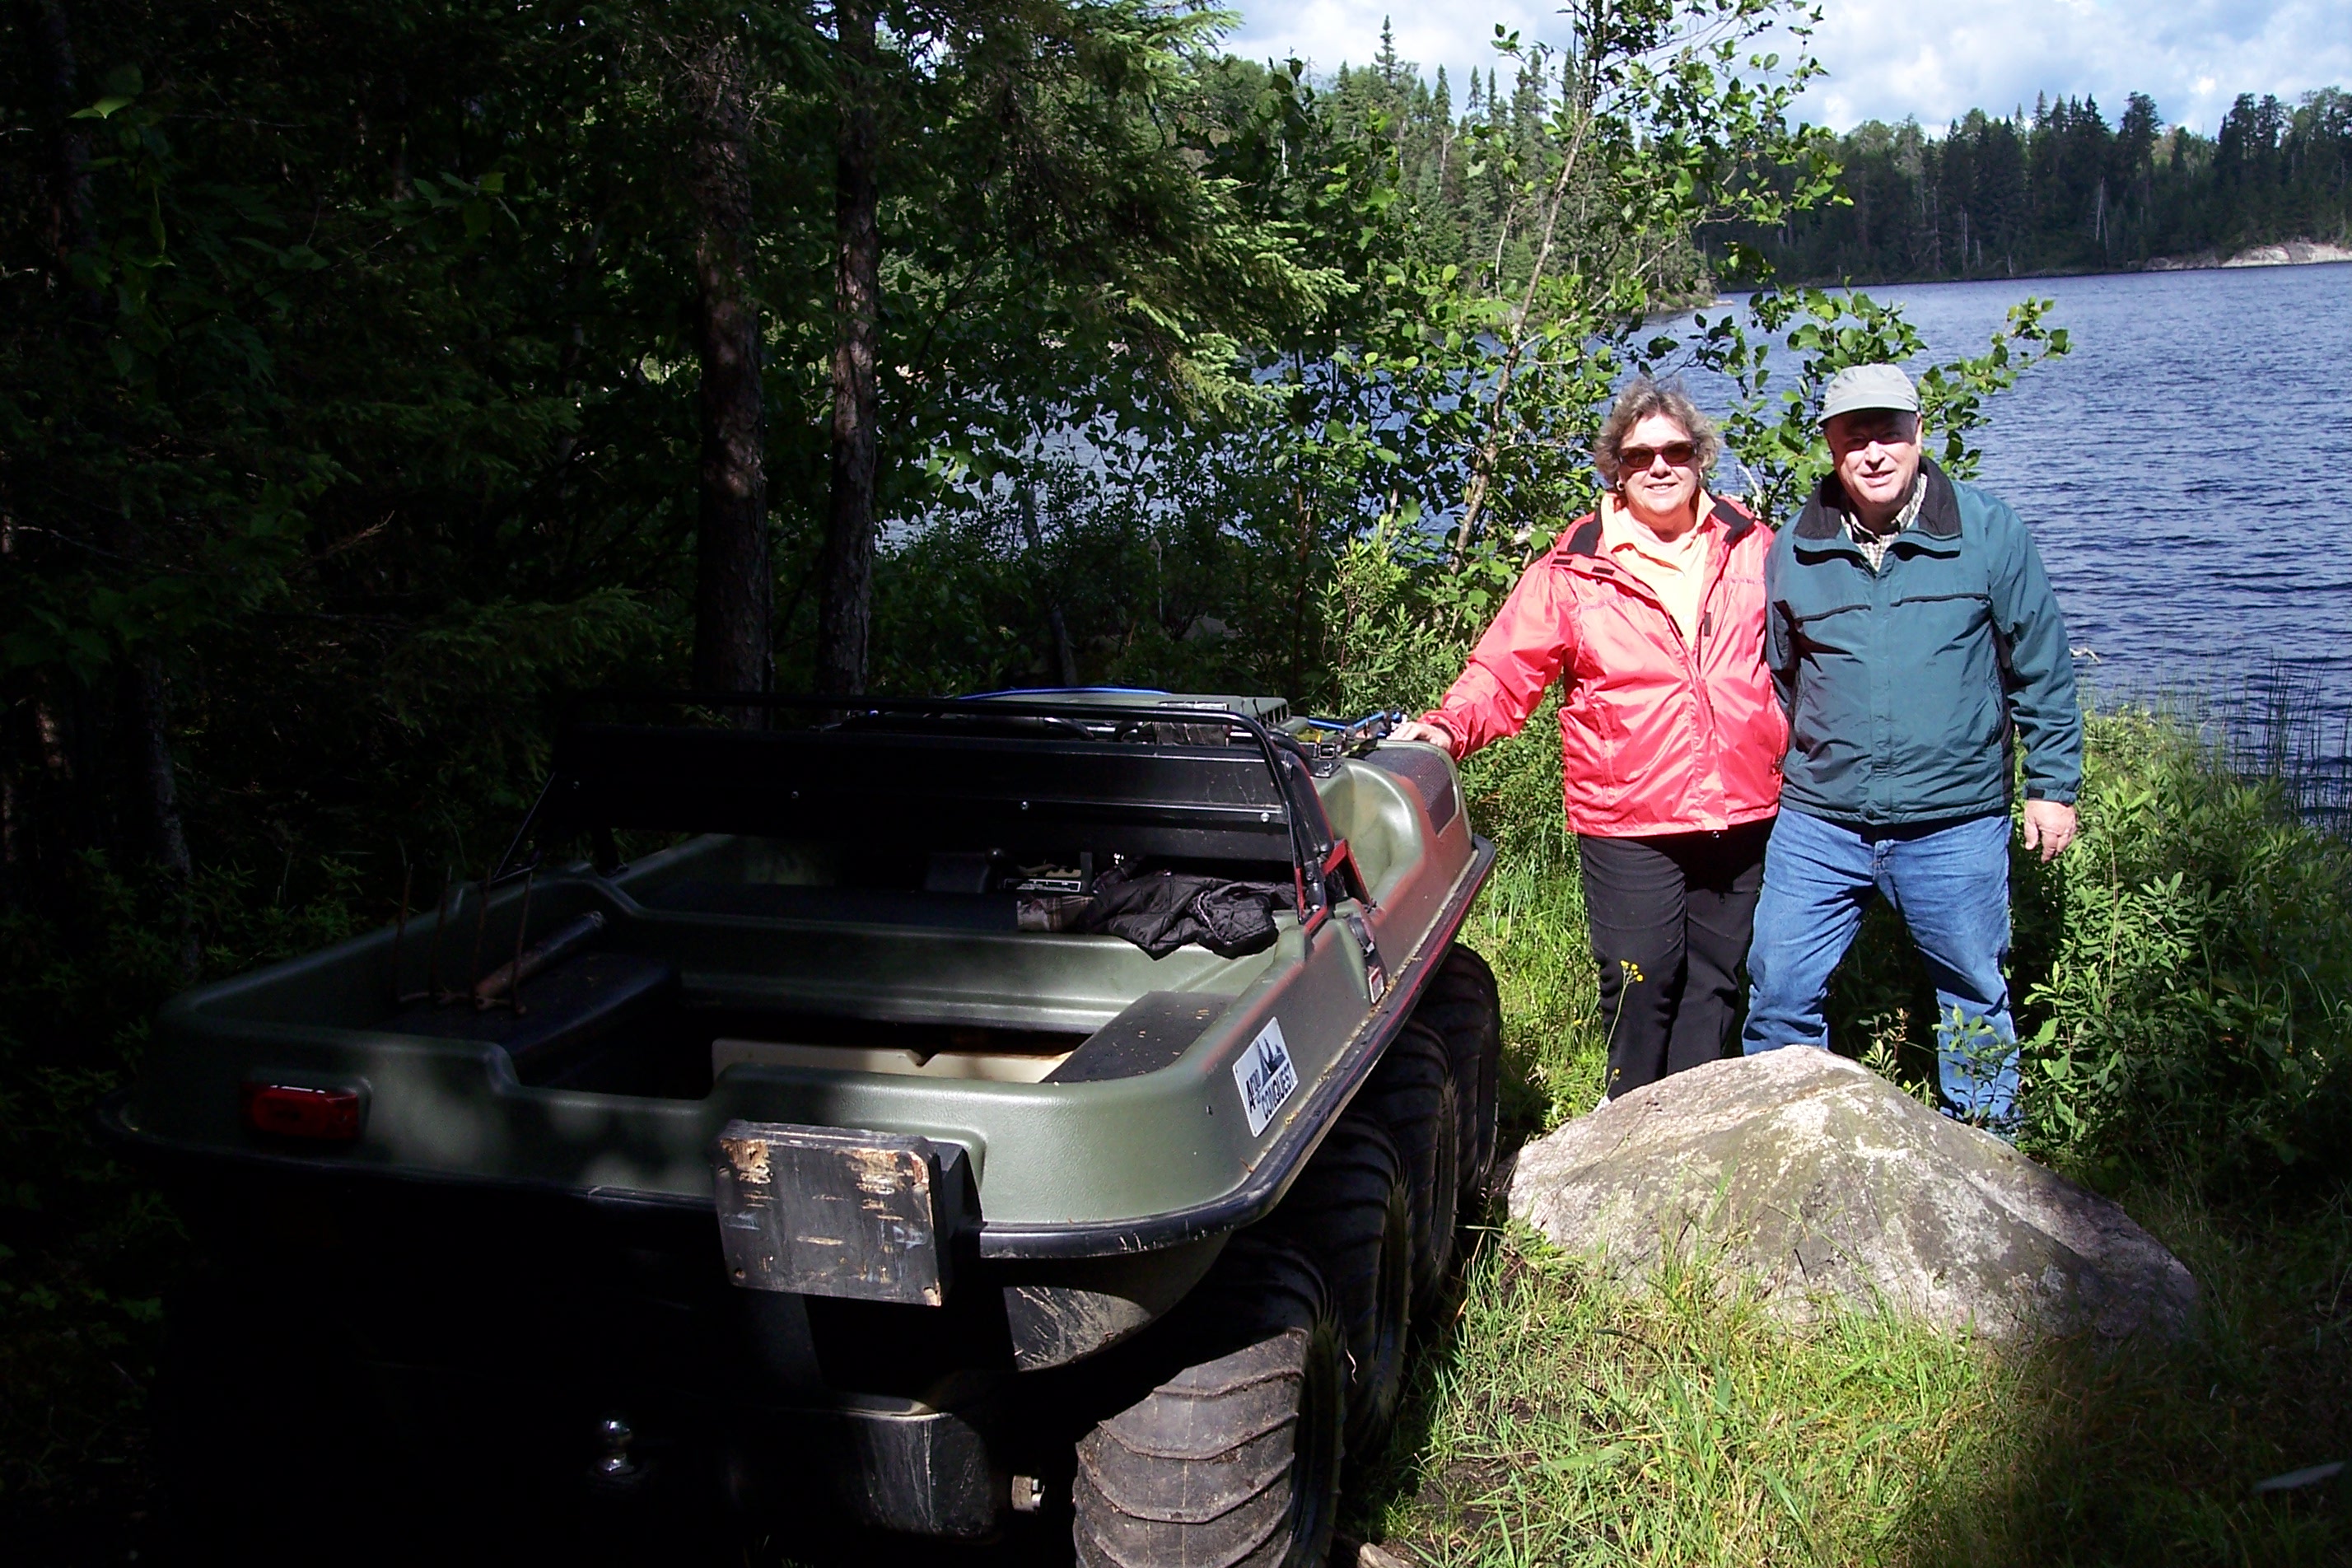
2020, 799, 2078, 862
1388, 719, 1456, 754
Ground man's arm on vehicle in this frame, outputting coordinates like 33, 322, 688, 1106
1413, 557, 1579, 759
1989, 504, 2084, 809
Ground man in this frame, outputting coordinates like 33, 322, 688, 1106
1741, 363, 2081, 1132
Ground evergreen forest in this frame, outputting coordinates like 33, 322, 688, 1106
1745, 88, 2352, 280
1319, 38, 2352, 282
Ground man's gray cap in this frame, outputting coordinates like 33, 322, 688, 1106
1819, 363, 1920, 423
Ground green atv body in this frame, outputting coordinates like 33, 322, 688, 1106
108, 693, 1500, 1561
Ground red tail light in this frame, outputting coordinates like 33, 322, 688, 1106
241, 1083, 363, 1141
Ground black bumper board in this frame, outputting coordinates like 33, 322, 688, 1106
715, 1122, 972, 1304
96, 836, 1496, 1267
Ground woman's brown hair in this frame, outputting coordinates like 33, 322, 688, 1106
1592, 376, 1721, 491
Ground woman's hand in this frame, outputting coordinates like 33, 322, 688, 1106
1388, 719, 1456, 754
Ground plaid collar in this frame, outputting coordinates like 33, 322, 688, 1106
1794, 459, 1962, 546
1846, 472, 1928, 545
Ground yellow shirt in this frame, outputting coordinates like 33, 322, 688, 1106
1600, 494, 1714, 645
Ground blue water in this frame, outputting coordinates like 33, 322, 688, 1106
1694, 264, 2352, 780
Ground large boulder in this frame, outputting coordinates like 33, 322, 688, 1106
1505, 1048, 2197, 1342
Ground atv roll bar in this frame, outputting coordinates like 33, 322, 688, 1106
492, 692, 1351, 918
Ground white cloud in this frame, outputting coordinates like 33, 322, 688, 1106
1219, 0, 1558, 98
1221, 0, 2352, 133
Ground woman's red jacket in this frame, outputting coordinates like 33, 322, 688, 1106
1420, 497, 1786, 838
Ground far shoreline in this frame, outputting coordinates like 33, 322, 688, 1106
1734, 238, 2351, 294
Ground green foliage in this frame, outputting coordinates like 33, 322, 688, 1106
2019, 709, 2352, 1185
1671, 287, 2070, 525
872, 450, 1298, 697
1631, 702, 2352, 1192
1323, 511, 1460, 717
0, 849, 367, 1526
1260, 0, 1841, 573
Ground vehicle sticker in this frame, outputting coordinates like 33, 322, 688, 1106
1232, 1019, 1299, 1137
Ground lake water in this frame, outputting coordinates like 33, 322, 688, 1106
1703, 263, 2352, 787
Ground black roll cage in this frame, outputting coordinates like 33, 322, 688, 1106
492, 692, 1369, 922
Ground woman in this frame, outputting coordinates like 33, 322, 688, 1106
1392, 379, 1785, 1100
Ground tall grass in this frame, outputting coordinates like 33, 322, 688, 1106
2203, 664, 2352, 834
1362, 1189, 2352, 1566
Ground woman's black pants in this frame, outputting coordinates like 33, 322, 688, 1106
1578, 820, 1771, 1098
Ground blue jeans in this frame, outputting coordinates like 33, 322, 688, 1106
1742, 807, 2020, 1127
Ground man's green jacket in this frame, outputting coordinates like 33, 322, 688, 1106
1766, 458, 2083, 825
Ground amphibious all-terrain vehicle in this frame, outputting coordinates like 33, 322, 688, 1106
105, 693, 1500, 1564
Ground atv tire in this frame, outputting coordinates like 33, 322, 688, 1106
1072, 1233, 1346, 1568
1260, 1113, 1412, 1469
1356, 1022, 1460, 1317
1416, 944, 1503, 1198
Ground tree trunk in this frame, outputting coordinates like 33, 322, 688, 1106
1017, 488, 1078, 686
815, 0, 881, 697
24, 0, 91, 275
1451, 111, 1586, 564
102, 503, 197, 977
119, 652, 193, 890
115, 651, 200, 979
681, 26, 770, 708
30, 0, 194, 973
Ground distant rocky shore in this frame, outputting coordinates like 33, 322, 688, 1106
1717, 236, 2352, 295
2146, 239, 2352, 271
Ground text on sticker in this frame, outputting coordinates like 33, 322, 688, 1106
1232, 1019, 1299, 1137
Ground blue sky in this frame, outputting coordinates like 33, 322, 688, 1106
1222, 0, 2352, 134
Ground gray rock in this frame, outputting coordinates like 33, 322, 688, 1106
2149, 240, 2352, 270
2221, 240, 2352, 267
1505, 1048, 2197, 1342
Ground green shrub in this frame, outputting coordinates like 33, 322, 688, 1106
2018, 708, 2352, 1185
1683, 703, 2352, 1188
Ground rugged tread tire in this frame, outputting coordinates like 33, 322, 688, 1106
1260, 1114, 1412, 1468
1416, 944, 1503, 1197
1356, 1023, 1460, 1317
1073, 1234, 1345, 1568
